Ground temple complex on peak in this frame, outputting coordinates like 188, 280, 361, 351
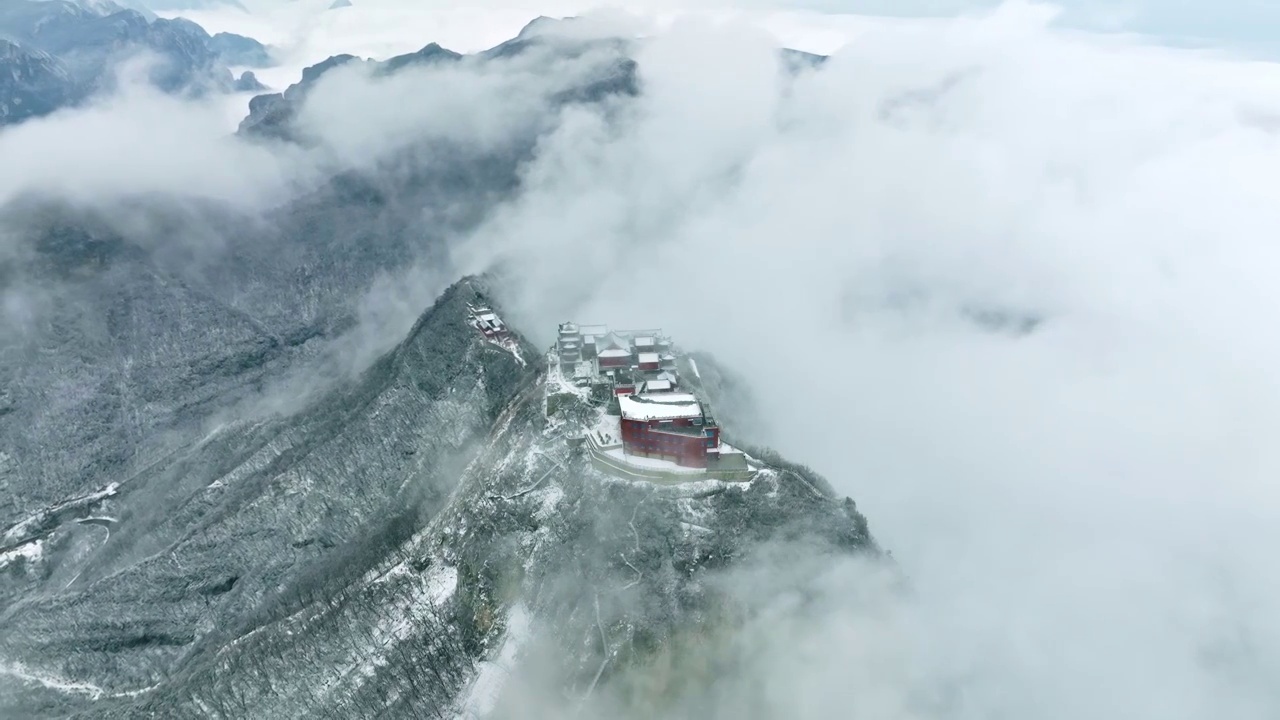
466, 302, 525, 365
547, 322, 752, 482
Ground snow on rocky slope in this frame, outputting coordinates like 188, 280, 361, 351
0, 276, 877, 718
0, 278, 534, 716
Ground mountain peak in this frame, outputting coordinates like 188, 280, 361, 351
517, 15, 562, 38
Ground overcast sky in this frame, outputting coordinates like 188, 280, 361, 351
180, 0, 1280, 62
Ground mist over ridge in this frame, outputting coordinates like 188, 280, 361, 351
2, 2, 1280, 718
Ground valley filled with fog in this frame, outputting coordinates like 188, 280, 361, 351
2, 0, 1280, 717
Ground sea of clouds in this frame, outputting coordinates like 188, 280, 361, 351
457, 6, 1280, 717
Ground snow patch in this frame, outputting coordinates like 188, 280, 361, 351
456, 604, 532, 719
649, 478, 747, 498
590, 409, 621, 446
318, 561, 461, 700
1, 482, 119, 546
677, 497, 716, 525
618, 393, 701, 421
0, 538, 42, 568
0, 662, 107, 699
546, 354, 591, 399
532, 484, 564, 521
680, 521, 714, 536
0, 661, 157, 700
426, 562, 460, 606
486, 335, 526, 366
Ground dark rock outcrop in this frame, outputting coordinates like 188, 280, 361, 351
236, 53, 363, 139
232, 70, 265, 92
208, 31, 271, 68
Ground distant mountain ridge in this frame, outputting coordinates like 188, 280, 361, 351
236, 32, 645, 141
238, 43, 466, 139
0, 0, 271, 126
237, 17, 825, 143
0, 38, 78, 125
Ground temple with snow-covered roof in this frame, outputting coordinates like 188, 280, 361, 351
468, 303, 509, 341
556, 322, 679, 390
466, 302, 525, 365
548, 322, 751, 480
619, 393, 720, 468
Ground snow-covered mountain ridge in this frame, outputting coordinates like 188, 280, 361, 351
0, 0, 271, 125
0, 276, 878, 718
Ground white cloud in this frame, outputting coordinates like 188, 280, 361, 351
447, 4, 1280, 716
0, 63, 304, 210
293, 39, 635, 170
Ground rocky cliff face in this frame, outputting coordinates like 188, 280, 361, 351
0, 277, 876, 718
0, 278, 536, 715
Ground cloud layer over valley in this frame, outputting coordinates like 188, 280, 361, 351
4, 1, 1280, 717
466, 5, 1280, 717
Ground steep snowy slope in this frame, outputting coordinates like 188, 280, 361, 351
0, 278, 536, 716
141, 286, 871, 718
0, 276, 877, 718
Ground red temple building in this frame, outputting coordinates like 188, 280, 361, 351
618, 393, 720, 468
549, 320, 750, 478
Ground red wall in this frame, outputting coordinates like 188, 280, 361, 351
620, 418, 715, 468
598, 355, 629, 368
